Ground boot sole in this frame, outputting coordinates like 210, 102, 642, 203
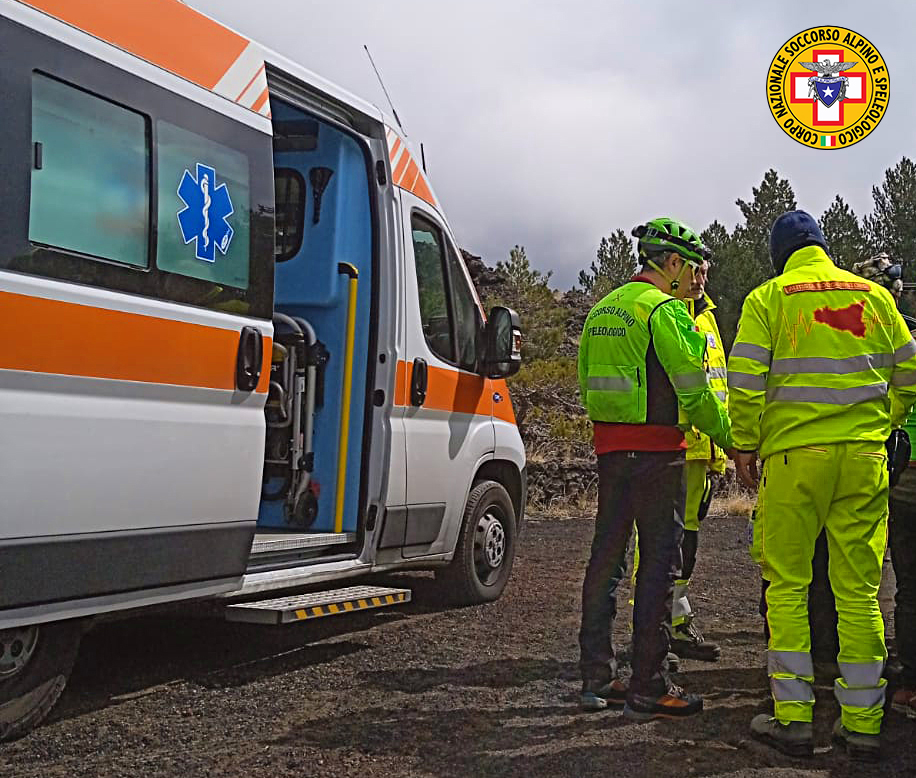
832, 733, 881, 763
670, 651, 720, 662
623, 703, 702, 722
669, 643, 721, 662
751, 731, 813, 759
580, 694, 625, 712
891, 702, 916, 719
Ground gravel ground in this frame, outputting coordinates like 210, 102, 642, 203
1, 514, 914, 778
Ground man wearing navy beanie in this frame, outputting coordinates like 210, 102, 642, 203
768, 210, 829, 274
727, 209, 916, 760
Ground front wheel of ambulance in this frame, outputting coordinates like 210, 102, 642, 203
0, 619, 84, 741
437, 480, 517, 605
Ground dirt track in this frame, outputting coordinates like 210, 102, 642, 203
2, 514, 915, 778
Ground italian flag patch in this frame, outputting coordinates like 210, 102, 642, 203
820, 135, 836, 147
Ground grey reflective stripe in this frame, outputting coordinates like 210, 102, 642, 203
770, 353, 894, 375
768, 650, 813, 678
771, 677, 815, 702
839, 661, 884, 687
731, 342, 771, 365
892, 370, 916, 387
671, 371, 709, 390
766, 383, 888, 405
587, 376, 633, 391
715, 390, 727, 402
728, 371, 767, 391
834, 681, 885, 709
895, 339, 916, 363
708, 366, 728, 380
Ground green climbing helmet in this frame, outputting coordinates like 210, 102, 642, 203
631, 217, 711, 265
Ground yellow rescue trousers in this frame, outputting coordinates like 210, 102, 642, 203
759, 442, 888, 734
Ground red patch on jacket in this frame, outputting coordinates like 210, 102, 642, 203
813, 300, 866, 337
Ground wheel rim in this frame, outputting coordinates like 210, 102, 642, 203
474, 508, 507, 586
0, 626, 39, 679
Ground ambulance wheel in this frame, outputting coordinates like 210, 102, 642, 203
437, 480, 517, 605
0, 619, 83, 742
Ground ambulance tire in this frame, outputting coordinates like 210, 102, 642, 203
0, 619, 84, 742
437, 480, 517, 605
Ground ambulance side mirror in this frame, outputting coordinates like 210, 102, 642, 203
482, 306, 522, 378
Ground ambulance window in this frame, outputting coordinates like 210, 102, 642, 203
274, 168, 305, 261
156, 121, 251, 290
29, 74, 150, 267
411, 214, 455, 363
446, 245, 480, 370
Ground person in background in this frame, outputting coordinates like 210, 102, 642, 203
850, 254, 916, 720
668, 258, 727, 661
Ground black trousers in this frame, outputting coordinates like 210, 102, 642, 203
760, 529, 839, 662
579, 450, 685, 696
890, 488, 916, 687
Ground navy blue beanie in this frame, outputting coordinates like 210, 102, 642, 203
769, 210, 828, 273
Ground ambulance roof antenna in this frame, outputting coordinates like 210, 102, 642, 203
364, 45, 406, 136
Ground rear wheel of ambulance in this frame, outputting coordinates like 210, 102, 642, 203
0, 619, 83, 741
437, 480, 517, 605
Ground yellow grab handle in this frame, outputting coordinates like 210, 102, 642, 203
334, 263, 359, 533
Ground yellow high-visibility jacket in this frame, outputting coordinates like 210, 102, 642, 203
727, 245, 916, 459
685, 295, 728, 470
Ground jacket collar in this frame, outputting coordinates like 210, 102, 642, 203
782, 245, 833, 274
687, 294, 716, 318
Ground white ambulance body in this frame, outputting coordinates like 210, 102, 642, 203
0, 0, 525, 740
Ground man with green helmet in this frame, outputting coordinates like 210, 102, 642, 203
577, 217, 732, 721
729, 211, 916, 761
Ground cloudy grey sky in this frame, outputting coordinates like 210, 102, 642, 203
187, 1, 911, 288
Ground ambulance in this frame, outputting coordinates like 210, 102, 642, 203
0, 0, 525, 740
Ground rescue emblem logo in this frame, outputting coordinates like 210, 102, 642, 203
766, 27, 889, 150
177, 163, 235, 262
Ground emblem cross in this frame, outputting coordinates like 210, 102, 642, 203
789, 48, 866, 127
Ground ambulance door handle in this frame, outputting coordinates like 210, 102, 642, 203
236, 326, 263, 392
410, 358, 428, 407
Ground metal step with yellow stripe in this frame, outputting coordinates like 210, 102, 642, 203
223, 585, 411, 624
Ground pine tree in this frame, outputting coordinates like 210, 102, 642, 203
499, 245, 551, 295
703, 171, 796, 350
863, 157, 916, 279
702, 221, 745, 352
819, 195, 867, 270
577, 229, 637, 299
734, 169, 797, 283
490, 246, 565, 362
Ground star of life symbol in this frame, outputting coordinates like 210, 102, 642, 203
177, 163, 234, 263
789, 50, 866, 126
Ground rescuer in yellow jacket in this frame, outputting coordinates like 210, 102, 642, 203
671, 263, 728, 661
728, 211, 916, 761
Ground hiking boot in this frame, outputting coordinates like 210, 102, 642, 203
616, 644, 679, 673
891, 687, 916, 718
580, 677, 628, 711
832, 718, 882, 762
669, 617, 721, 662
749, 714, 813, 758
623, 681, 703, 721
